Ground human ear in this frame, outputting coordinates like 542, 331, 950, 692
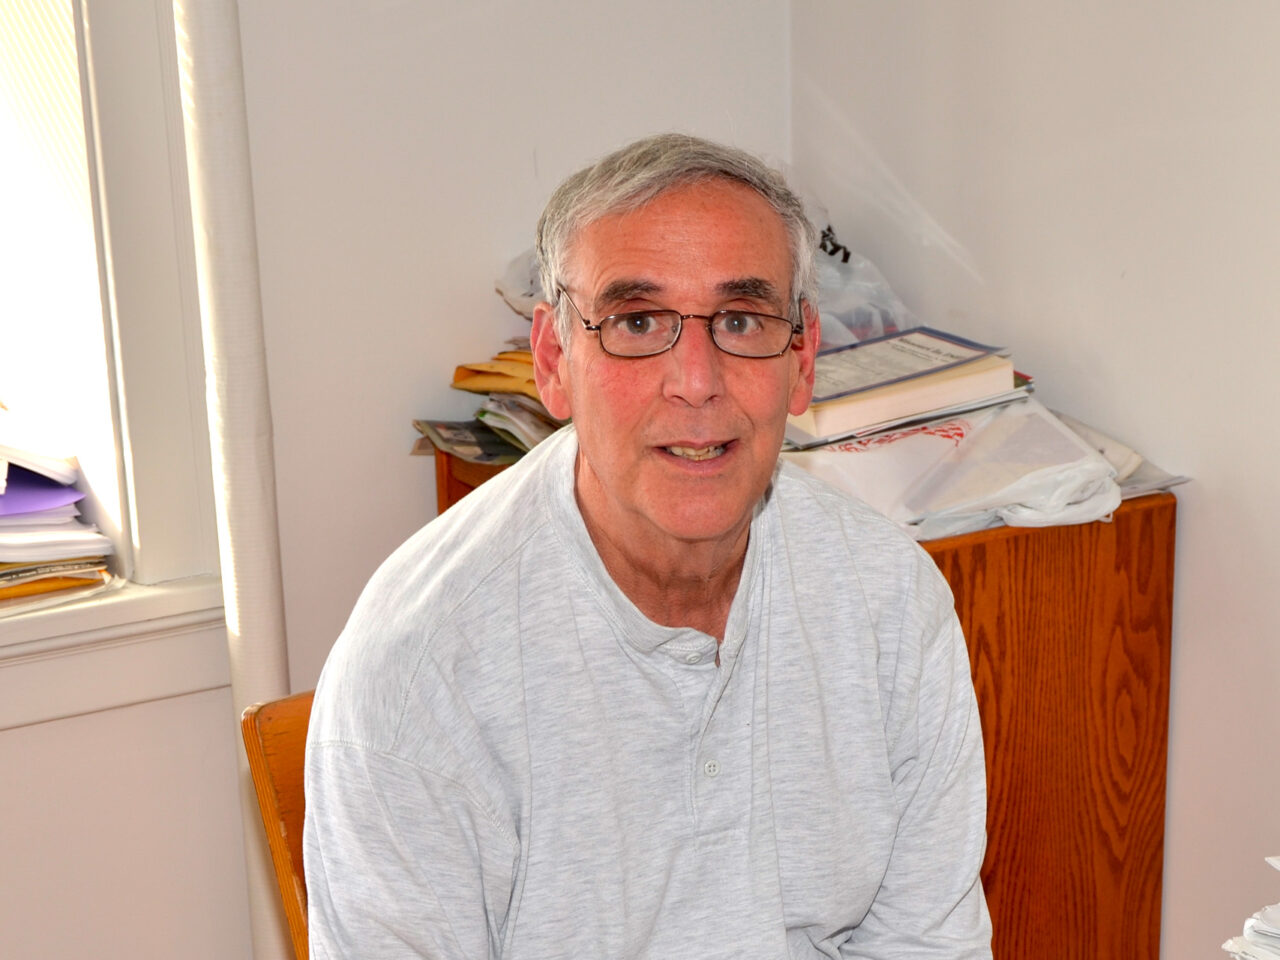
531, 301, 574, 421
787, 299, 821, 416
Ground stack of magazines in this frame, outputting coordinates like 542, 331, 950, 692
412, 337, 567, 464
0, 423, 115, 616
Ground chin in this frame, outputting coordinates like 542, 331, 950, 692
651, 502, 753, 545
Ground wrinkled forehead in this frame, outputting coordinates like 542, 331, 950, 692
563, 178, 794, 299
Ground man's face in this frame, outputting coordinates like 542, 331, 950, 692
532, 178, 818, 558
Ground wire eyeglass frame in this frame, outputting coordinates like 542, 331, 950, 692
557, 287, 804, 359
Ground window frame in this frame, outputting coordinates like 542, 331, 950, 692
80, 0, 219, 587
2, 0, 222, 652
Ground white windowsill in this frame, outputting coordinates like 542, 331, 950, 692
0, 575, 225, 662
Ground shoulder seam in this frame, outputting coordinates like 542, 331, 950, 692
309, 738, 520, 849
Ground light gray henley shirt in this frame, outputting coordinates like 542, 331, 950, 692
304, 425, 991, 959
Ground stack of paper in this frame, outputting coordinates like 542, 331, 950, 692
475, 394, 561, 451
1225, 859, 1280, 959
0, 433, 114, 616
410, 419, 523, 465
415, 337, 567, 462
450, 342, 541, 403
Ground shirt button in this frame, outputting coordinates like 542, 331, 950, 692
703, 759, 721, 778
684, 652, 702, 664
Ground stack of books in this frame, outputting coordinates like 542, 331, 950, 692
0, 433, 115, 616
412, 338, 567, 464
786, 326, 1032, 449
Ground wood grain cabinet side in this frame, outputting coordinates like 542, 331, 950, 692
924, 493, 1174, 960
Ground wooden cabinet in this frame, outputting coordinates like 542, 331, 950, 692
923, 492, 1174, 960
431, 450, 1175, 960
433, 449, 507, 515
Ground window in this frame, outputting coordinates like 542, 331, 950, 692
0, 1, 119, 543
1, 0, 219, 642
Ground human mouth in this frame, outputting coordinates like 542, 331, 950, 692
664, 443, 727, 461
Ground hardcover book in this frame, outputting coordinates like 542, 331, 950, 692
789, 327, 1016, 443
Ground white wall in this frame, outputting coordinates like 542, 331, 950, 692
235, 0, 792, 690
0, 659, 249, 960
790, 2, 1280, 957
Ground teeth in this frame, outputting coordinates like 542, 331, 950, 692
666, 444, 725, 461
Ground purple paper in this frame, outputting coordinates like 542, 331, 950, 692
0, 464, 85, 516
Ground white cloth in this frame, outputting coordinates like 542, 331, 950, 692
304, 426, 992, 959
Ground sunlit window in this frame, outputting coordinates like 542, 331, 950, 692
0, 1, 219, 604
0, 1, 123, 546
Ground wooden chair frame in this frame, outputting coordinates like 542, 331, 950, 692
241, 690, 314, 960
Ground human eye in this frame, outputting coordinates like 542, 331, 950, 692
599, 311, 678, 355
603, 311, 678, 341
715, 311, 767, 338
610, 312, 663, 336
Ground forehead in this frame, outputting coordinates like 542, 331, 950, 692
567, 179, 792, 307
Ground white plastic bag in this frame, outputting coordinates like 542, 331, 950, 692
495, 248, 545, 319
783, 398, 1121, 539
814, 250, 919, 348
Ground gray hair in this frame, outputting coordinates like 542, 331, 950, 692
535, 133, 818, 346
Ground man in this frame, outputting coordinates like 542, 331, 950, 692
304, 133, 992, 959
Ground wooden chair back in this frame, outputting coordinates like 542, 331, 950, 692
241, 690, 315, 960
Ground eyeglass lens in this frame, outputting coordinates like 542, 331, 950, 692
599, 311, 794, 358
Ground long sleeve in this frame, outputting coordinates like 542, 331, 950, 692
844, 591, 992, 959
304, 741, 520, 960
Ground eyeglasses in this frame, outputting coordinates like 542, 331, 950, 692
558, 288, 803, 359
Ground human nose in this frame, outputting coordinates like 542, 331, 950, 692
662, 316, 725, 407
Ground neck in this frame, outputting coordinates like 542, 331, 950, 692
575, 490, 749, 643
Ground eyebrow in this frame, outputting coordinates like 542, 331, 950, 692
595, 279, 661, 312
594, 277, 785, 312
717, 277, 783, 306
